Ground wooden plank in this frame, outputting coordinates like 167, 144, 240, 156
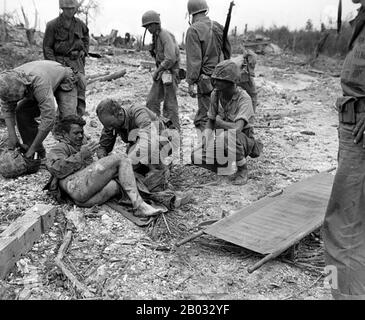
0, 204, 57, 280
1, 217, 42, 255
30, 204, 58, 233
0, 237, 21, 280
205, 173, 334, 256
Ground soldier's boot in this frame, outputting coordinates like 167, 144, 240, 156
230, 164, 249, 186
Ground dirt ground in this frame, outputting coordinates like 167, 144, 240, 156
0, 49, 342, 300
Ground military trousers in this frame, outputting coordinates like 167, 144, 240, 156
146, 73, 180, 131
191, 129, 261, 174
324, 119, 365, 300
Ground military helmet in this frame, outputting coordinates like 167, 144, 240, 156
211, 60, 240, 84
142, 10, 161, 27
0, 150, 28, 179
59, 0, 78, 9
0, 71, 29, 103
187, 0, 209, 15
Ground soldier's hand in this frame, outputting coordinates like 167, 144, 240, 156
81, 141, 99, 159
152, 70, 162, 81
215, 115, 225, 127
17, 143, 29, 154
188, 84, 197, 98
24, 149, 36, 160
97, 148, 108, 160
353, 116, 365, 147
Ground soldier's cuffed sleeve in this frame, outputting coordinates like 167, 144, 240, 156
32, 77, 57, 133
43, 21, 57, 61
234, 93, 254, 124
159, 31, 178, 70
99, 128, 117, 155
186, 28, 203, 85
47, 143, 87, 179
0, 101, 17, 121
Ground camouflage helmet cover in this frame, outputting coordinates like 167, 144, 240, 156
0, 71, 30, 103
211, 60, 240, 84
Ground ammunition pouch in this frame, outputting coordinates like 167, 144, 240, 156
337, 96, 365, 124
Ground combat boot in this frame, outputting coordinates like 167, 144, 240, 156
230, 164, 249, 186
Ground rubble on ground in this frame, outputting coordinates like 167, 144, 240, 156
0, 45, 343, 299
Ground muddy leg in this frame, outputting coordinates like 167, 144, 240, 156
118, 155, 163, 217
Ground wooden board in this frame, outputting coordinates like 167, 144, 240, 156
0, 204, 57, 280
205, 173, 334, 255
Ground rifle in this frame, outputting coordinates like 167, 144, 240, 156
337, 0, 342, 35
222, 1, 235, 60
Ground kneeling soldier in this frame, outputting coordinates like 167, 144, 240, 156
192, 60, 262, 185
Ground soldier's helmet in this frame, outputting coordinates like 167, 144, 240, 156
187, 0, 209, 15
211, 60, 240, 84
0, 71, 29, 104
142, 10, 161, 28
59, 0, 78, 9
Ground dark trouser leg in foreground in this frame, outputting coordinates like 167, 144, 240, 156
15, 99, 46, 157
323, 122, 365, 300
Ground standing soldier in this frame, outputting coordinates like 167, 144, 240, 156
142, 10, 181, 131
324, 0, 365, 300
43, 0, 89, 117
185, 0, 231, 131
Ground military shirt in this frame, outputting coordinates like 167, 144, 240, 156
43, 14, 89, 73
152, 28, 180, 71
186, 15, 231, 85
208, 87, 254, 131
47, 139, 94, 180
1, 61, 72, 133
99, 105, 161, 154
341, 8, 365, 98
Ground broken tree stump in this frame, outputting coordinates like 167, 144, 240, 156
0, 204, 57, 280
87, 69, 127, 85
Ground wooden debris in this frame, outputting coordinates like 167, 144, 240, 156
0, 204, 57, 280
300, 131, 316, 136
86, 72, 109, 81
55, 228, 94, 299
87, 69, 127, 85
308, 69, 324, 75
140, 60, 156, 70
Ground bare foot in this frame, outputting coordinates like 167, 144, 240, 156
134, 202, 163, 218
